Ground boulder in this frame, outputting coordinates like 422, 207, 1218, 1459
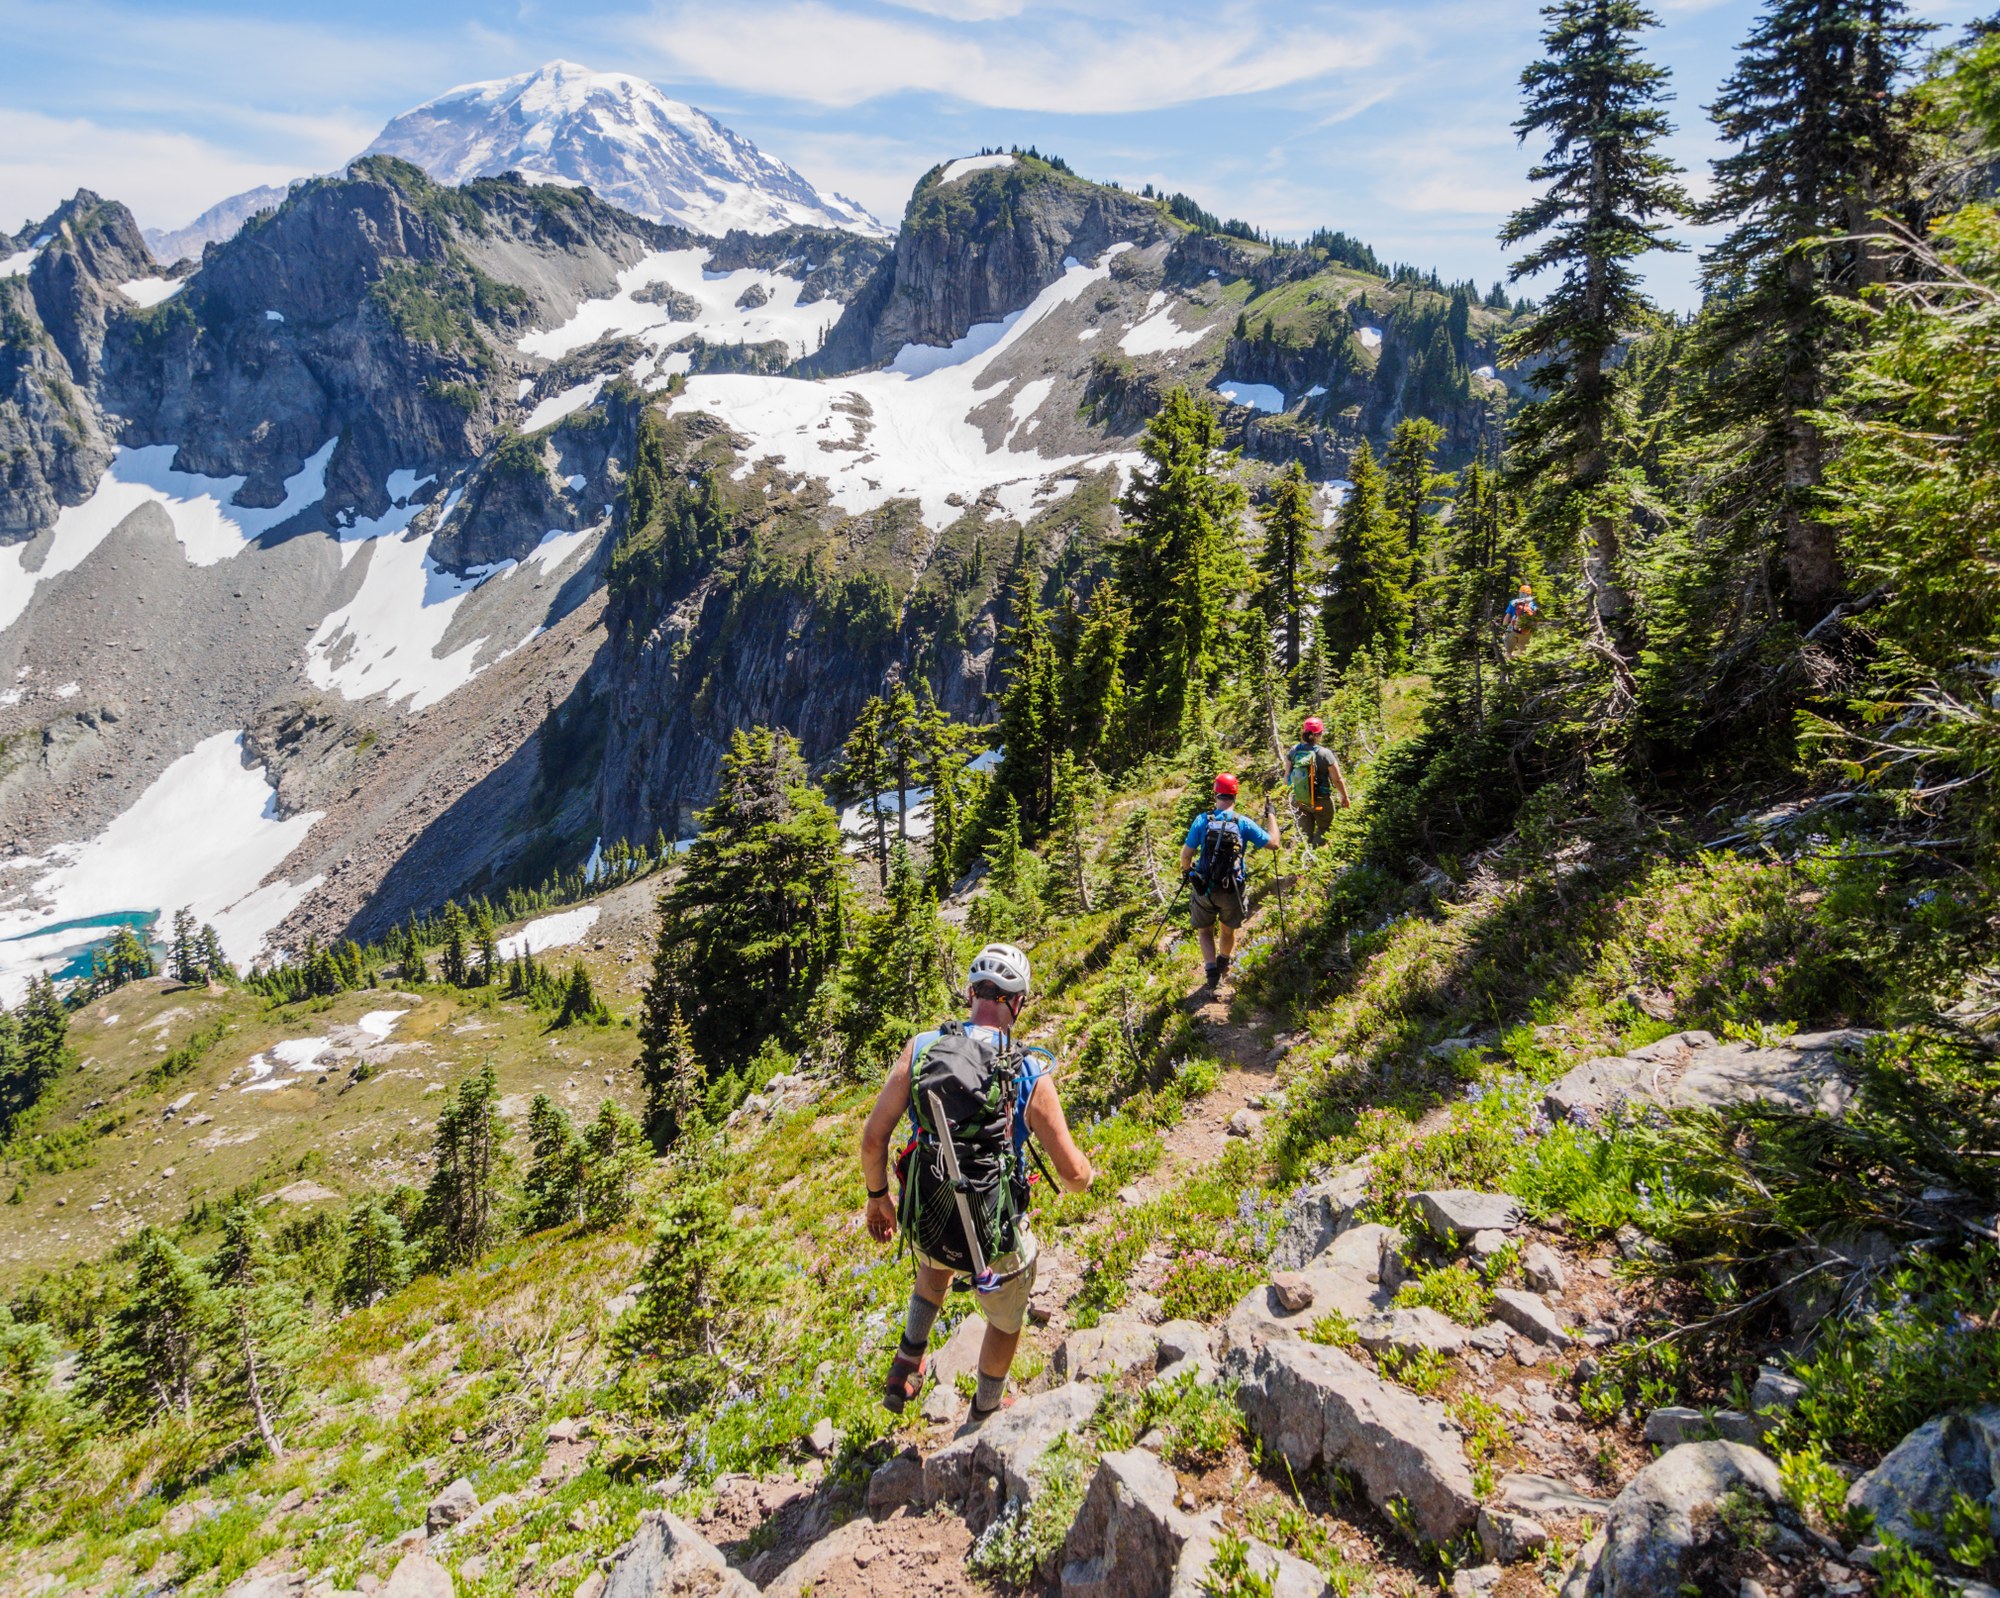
1545, 1031, 1869, 1127
925, 1381, 1100, 1532
1220, 1224, 1397, 1357
1270, 1161, 1372, 1270
603, 1510, 758, 1598
922, 1314, 988, 1420
1469, 1229, 1511, 1266
221, 1579, 290, 1598
1415, 1190, 1520, 1242
1149, 1353, 1220, 1394
1495, 1473, 1608, 1519
1522, 1242, 1567, 1295
545, 1417, 586, 1444
1227, 1108, 1263, 1138
1351, 1307, 1502, 1359
1449, 1567, 1503, 1598
1557, 1442, 1784, 1598
424, 1477, 478, 1536
1170, 1530, 1330, 1598
1059, 1317, 1160, 1382
1477, 1505, 1549, 1564
1230, 1338, 1477, 1541
381, 1554, 454, 1598
867, 1446, 925, 1513
1271, 1273, 1316, 1313
1491, 1288, 1570, 1348
1846, 1406, 2000, 1567
1061, 1449, 1200, 1598
1642, 1407, 1761, 1447
1750, 1365, 1805, 1421
806, 1417, 837, 1456
1545, 1057, 1650, 1125
1155, 1320, 1214, 1368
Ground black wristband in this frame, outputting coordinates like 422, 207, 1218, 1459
867, 1184, 889, 1199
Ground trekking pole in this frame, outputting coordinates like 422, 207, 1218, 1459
1263, 798, 1291, 949
1144, 879, 1190, 956
926, 1089, 997, 1294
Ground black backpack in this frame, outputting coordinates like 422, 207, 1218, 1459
895, 1023, 1034, 1275
1195, 807, 1246, 893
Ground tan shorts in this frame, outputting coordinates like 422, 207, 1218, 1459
914, 1227, 1040, 1335
1190, 886, 1245, 930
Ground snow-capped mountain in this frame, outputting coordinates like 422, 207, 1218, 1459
143, 182, 299, 265
361, 60, 887, 239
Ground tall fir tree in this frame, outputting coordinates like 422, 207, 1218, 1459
1500, 0, 1689, 632
1114, 387, 1249, 751
1321, 442, 1413, 669
521, 1095, 587, 1230
832, 842, 956, 1071
839, 695, 892, 887
1058, 581, 1130, 765
337, 1198, 412, 1308
1254, 461, 1322, 678
88, 1228, 209, 1427
438, 902, 471, 988
993, 566, 1063, 828
882, 685, 925, 851
637, 1000, 705, 1152
2, 977, 70, 1136
169, 908, 201, 985
641, 727, 847, 1067
207, 1203, 301, 1460
419, 1063, 505, 1269
580, 1099, 648, 1228
1693, 0, 1927, 619
1382, 419, 1452, 646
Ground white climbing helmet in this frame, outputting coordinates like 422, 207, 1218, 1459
967, 942, 1032, 997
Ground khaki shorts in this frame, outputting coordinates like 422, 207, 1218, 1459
914, 1227, 1040, 1335
1190, 885, 1245, 930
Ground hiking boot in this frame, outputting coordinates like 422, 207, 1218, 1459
1203, 960, 1220, 988
1214, 955, 1232, 985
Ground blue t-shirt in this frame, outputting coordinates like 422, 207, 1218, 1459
907, 1024, 1047, 1151
1183, 807, 1274, 854
1504, 595, 1538, 625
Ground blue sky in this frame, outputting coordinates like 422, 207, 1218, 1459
0, 0, 1984, 310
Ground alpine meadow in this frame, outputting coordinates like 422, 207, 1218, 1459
3, 8, 2000, 1598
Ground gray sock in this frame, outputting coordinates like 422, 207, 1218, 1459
974, 1371, 1007, 1412
899, 1293, 941, 1361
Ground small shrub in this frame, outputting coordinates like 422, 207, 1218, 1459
1394, 1261, 1492, 1326
1378, 1345, 1448, 1394
1305, 1310, 1360, 1349
967, 1430, 1093, 1586
1158, 1249, 1261, 1322
1201, 1533, 1276, 1598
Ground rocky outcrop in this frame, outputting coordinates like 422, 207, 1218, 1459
923, 1381, 1099, 1532
1543, 1029, 1870, 1125
1220, 1222, 1398, 1356
701, 225, 892, 309
1847, 1406, 2000, 1568
1270, 1160, 1372, 1269
1559, 1442, 1787, 1598
1231, 1337, 1478, 1541
1060, 1450, 1198, 1598
603, 1509, 759, 1598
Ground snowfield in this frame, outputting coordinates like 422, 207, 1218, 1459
1217, 379, 1284, 414
118, 277, 185, 307
1120, 291, 1209, 356
0, 732, 322, 1004
672, 247, 1144, 531
517, 248, 840, 363
939, 153, 1016, 186
521, 375, 607, 433
1357, 326, 1384, 352
497, 905, 600, 958
0, 441, 335, 633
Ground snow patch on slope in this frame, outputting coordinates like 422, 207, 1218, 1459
497, 905, 600, 958
673, 247, 1142, 532
0, 441, 334, 634
518, 248, 837, 362
0, 732, 322, 1004
1121, 291, 1208, 355
119, 277, 185, 307
521, 375, 606, 432
940, 154, 1016, 186
305, 532, 497, 712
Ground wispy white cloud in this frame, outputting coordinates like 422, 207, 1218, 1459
632, 0, 1411, 113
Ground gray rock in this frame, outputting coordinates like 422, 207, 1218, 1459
1628, 1030, 1719, 1062
1523, 1242, 1568, 1295
380, 1553, 454, 1598
1170, 1530, 1330, 1598
1846, 1406, 2000, 1567
1544, 1057, 1650, 1124
1750, 1365, 1805, 1419
424, 1477, 477, 1536
1469, 1228, 1511, 1265
1379, 1236, 1414, 1294
1558, 1442, 1784, 1598
1415, 1190, 1520, 1242
1226, 1107, 1263, 1138
1351, 1307, 1496, 1359
1059, 1317, 1159, 1382
922, 1314, 988, 1421
866, 1446, 924, 1513
1449, 1567, 1503, 1598
1491, 1288, 1571, 1348
1545, 1031, 1869, 1127
1230, 1337, 1478, 1541
925, 1381, 1100, 1532
1219, 1224, 1397, 1357
1477, 1505, 1549, 1563
1154, 1320, 1214, 1368
220, 1579, 290, 1598
1271, 1163, 1374, 1271
806, 1416, 837, 1456
1061, 1449, 1199, 1598
545, 1416, 585, 1444
604, 1510, 759, 1598
1494, 1473, 1609, 1520
1271, 1272, 1316, 1313
1149, 1353, 1220, 1393
1642, 1407, 1762, 1447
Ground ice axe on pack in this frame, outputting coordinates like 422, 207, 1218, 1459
926, 1088, 1001, 1295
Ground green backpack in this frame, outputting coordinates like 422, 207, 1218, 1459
1289, 744, 1328, 810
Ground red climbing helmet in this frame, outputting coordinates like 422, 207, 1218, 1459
1302, 717, 1324, 736
1213, 773, 1239, 797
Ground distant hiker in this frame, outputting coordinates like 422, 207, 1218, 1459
1501, 583, 1538, 654
861, 942, 1094, 1418
1181, 773, 1276, 988
1287, 717, 1351, 846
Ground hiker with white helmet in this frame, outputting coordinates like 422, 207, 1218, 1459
860, 941, 1093, 1417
